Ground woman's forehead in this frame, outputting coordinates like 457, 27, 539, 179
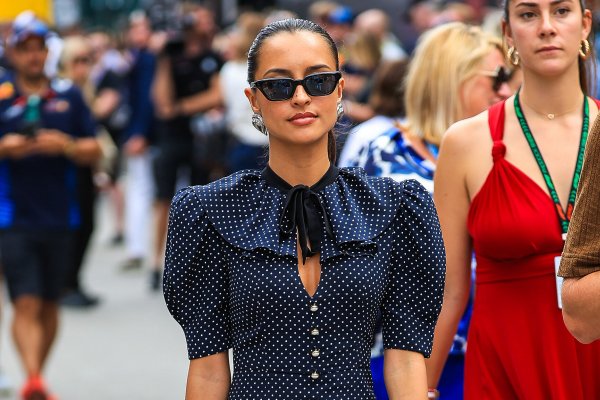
509, 0, 577, 8
256, 31, 337, 74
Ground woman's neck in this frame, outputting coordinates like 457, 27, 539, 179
519, 67, 585, 117
268, 142, 331, 187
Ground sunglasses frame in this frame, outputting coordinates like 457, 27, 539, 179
479, 66, 514, 92
250, 71, 342, 101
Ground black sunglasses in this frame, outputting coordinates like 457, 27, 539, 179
250, 71, 342, 101
480, 66, 514, 92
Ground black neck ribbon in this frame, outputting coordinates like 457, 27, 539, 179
262, 164, 339, 264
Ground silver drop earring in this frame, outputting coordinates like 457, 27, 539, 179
252, 113, 268, 135
337, 101, 344, 120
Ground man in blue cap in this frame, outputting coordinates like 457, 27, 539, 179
0, 14, 101, 399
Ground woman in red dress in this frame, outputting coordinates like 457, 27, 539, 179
426, 0, 600, 398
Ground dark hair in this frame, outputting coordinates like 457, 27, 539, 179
247, 18, 340, 163
502, 0, 595, 94
368, 60, 408, 117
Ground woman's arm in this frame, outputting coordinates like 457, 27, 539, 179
562, 274, 600, 343
384, 349, 427, 399
559, 114, 600, 343
425, 123, 474, 389
186, 352, 231, 400
152, 55, 176, 119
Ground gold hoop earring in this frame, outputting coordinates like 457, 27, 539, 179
507, 47, 520, 66
579, 39, 591, 60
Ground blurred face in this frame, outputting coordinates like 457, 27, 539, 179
192, 8, 216, 39
245, 31, 344, 152
68, 52, 92, 85
11, 36, 47, 79
504, 0, 591, 76
128, 19, 151, 48
460, 48, 512, 119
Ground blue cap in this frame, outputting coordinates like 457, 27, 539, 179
8, 13, 50, 47
328, 6, 353, 24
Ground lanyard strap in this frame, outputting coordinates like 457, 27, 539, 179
514, 91, 589, 234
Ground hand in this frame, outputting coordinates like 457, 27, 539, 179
32, 129, 74, 156
124, 135, 147, 156
0, 133, 34, 159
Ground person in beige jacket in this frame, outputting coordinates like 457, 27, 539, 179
559, 115, 600, 344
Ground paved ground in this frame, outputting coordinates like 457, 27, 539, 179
0, 195, 189, 399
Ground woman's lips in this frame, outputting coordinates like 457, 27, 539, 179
289, 112, 317, 126
537, 46, 561, 53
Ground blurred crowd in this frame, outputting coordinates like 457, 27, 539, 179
0, 0, 599, 398
0, 0, 524, 302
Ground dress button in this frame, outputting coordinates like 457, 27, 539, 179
310, 371, 320, 380
311, 349, 320, 358
310, 303, 318, 312
310, 328, 320, 336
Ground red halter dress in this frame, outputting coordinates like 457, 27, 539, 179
465, 100, 600, 400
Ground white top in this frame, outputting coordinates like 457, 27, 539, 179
219, 61, 269, 147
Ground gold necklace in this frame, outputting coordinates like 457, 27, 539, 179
520, 95, 584, 120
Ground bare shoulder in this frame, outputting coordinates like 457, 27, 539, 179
440, 110, 492, 158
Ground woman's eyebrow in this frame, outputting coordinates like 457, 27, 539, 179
262, 64, 334, 78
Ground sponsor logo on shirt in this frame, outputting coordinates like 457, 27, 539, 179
201, 57, 218, 74
44, 99, 70, 113
0, 82, 14, 100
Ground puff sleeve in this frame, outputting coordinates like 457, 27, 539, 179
381, 179, 446, 357
163, 187, 232, 359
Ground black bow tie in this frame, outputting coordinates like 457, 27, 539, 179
262, 165, 339, 264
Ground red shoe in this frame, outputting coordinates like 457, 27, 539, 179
20, 375, 54, 400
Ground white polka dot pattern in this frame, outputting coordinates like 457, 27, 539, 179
163, 167, 445, 399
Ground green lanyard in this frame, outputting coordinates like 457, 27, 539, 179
514, 91, 589, 236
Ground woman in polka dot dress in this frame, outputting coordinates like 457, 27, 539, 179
163, 19, 446, 400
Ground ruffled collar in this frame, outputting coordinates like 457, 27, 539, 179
262, 164, 338, 263
194, 167, 401, 260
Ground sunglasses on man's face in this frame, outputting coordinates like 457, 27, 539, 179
250, 71, 342, 101
480, 66, 514, 92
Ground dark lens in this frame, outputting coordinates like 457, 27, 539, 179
304, 73, 339, 96
493, 67, 511, 92
260, 79, 295, 101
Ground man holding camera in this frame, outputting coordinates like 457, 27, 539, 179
0, 17, 100, 398
150, 3, 223, 290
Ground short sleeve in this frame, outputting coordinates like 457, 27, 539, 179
163, 187, 231, 359
382, 179, 445, 357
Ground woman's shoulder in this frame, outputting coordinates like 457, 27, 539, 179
171, 169, 265, 227
337, 167, 430, 211
173, 169, 285, 253
441, 108, 493, 156
320, 167, 430, 244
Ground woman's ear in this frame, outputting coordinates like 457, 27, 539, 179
337, 77, 345, 100
582, 9, 593, 41
502, 19, 514, 50
244, 87, 260, 113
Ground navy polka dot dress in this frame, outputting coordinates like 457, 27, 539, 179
164, 165, 445, 399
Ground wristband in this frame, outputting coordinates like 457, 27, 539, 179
428, 389, 440, 399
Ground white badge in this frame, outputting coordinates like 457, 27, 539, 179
555, 256, 563, 309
